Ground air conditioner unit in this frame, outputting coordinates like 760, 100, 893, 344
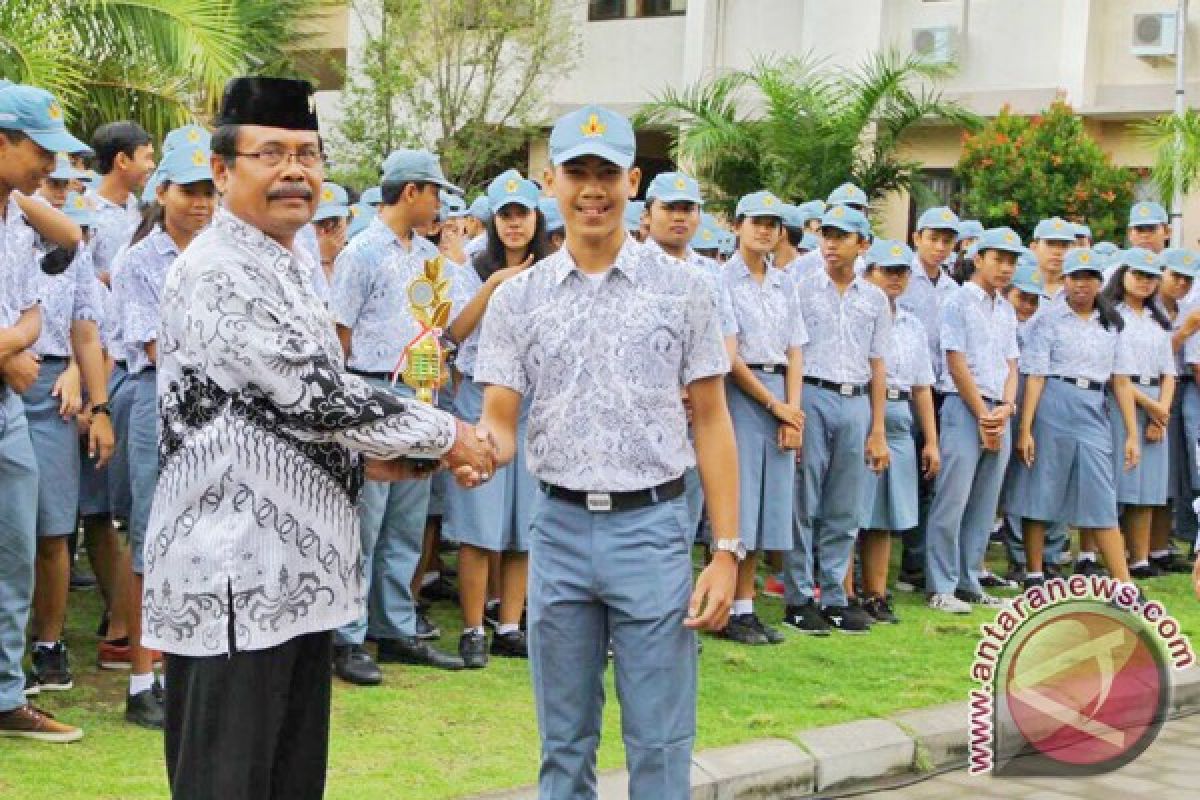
1132, 12, 1178, 58
912, 26, 957, 65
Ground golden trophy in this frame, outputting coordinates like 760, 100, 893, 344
394, 254, 453, 405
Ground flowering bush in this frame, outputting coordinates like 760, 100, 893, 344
956, 100, 1137, 242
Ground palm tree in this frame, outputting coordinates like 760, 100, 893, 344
0, 0, 319, 142
1136, 109, 1200, 210
634, 51, 980, 213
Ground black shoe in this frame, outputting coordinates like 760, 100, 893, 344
483, 602, 501, 631
1023, 575, 1046, 591
458, 631, 488, 669
979, 573, 1017, 589
1130, 562, 1164, 580
333, 644, 383, 686
1004, 568, 1027, 585
1073, 559, 1105, 577
783, 602, 832, 636
31, 642, 72, 691
96, 610, 110, 639
377, 636, 465, 670
419, 575, 459, 605
863, 594, 899, 624
1045, 563, 1065, 580
746, 612, 785, 644
125, 688, 165, 729
821, 605, 871, 635
22, 672, 40, 697
894, 570, 925, 593
1151, 554, 1193, 574
845, 597, 876, 629
69, 568, 96, 592
490, 630, 528, 659
415, 612, 441, 641
717, 614, 770, 645
954, 589, 1006, 609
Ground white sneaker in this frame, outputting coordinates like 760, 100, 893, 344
927, 593, 972, 614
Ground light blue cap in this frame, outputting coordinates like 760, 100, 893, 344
780, 204, 808, 230
487, 169, 539, 212
798, 232, 820, 252
346, 202, 377, 239
957, 219, 984, 240
0, 84, 88, 153
162, 124, 210, 155
440, 190, 469, 220
826, 182, 867, 207
469, 195, 492, 221
549, 105, 636, 168
1093, 241, 1119, 257
624, 200, 646, 231
976, 226, 1024, 255
819, 205, 871, 237
48, 152, 85, 181
1129, 201, 1168, 227
797, 200, 826, 221
1032, 217, 1076, 241
141, 168, 162, 205
1062, 247, 1103, 276
717, 230, 736, 256
916, 206, 960, 233
690, 218, 721, 250
157, 143, 213, 186
866, 239, 914, 268
1161, 247, 1200, 277
646, 171, 702, 205
1114, 247, 1165, 276
381, 148, 461, 194
313, 182, 351, 222
1073, 223, 1093, 239
61, 191, 97, 228
1010, 257, 1047, 296
736, 190, 785, 219
538, 197, 563, 232
361, 186, 382, 206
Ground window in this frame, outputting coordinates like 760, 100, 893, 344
588, 0, 687, 21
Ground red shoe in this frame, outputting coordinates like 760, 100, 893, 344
762, 575, 786, 599
98, 640, 132, 671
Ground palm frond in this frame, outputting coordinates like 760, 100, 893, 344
1134, 110, 1200, 203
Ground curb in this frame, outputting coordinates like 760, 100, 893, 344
468, 666, 1200, 800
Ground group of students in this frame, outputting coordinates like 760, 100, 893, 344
1, 77, 1198, 754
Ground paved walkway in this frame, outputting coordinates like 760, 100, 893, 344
867, 710, 1200, 800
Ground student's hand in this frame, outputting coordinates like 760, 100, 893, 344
487, 254, 535, 287
1146, 402, 1170, 428
685, 553, 736, 632
921, 441, 941, 480
87, 411, 115, 467
1017, 430, 1036, 468
442, 419, 497, 488
865, 429, 889, 473
52, 362, 82, 418
1185, 308, 1200, 336
978, 420, 1003, 452
777, 423, 802, 451
1146, 420, 1165, 444
771, 402, 804, 430
1, 351, 40, 395
1124, 436, 1140, 472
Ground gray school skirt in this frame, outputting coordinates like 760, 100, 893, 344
860, 397, 918, 531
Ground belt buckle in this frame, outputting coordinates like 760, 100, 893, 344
886, 388, 900, 401
762, 364, 776, 373
1075, 377, 1088, 389
1139, 376, 1152, 386
586, 492, 613, 513
839, 384, 854, 397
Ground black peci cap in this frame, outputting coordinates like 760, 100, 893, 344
214, 77, 319, 131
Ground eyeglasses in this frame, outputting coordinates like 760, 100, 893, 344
234, 145, 323, 168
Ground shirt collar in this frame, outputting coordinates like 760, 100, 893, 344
551, 235, 643, 286
150, 228, 180, 257
727, 252, 784, 287
215, 207, 292, 264
812, 266, 866, 293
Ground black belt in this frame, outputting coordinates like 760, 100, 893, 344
40, 355, 70, 365
747, 363, 787, 375
944, 391, 1002, 404
540, 476, 685, 513
886, 388, 911, 402
349, 369, 393, 381
804, 376, 866, 397
1052, 375, 1105, 392
1120, 375, 1162, 388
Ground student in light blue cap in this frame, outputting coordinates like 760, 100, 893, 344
312, 182, 351, 289
957, 219, 984, 244
442, 167, 545, 668
360, 185, 382, 207
537, 196, 564, 250
1074, 222, 1093, 247
345, 201, 376, 239
784, 204, 890, 634
827, 182, 868, 211
1010, 247, 1137, 589
1128, 201, 1170, 253
474, 103, 739, 800
464, 194, 491, 257
1028, 216, 1077, 301
854, 239, 939, 624
624, 198, 646, 240
924, 228, 1023, 612
773, 202, 808, 271
690, 217, 720, 255
1101, 248, 1175, 579
436, 190, 472, 267
38, 153, 87, 209
142, 125, 212, 205
1166, 248, 1200, 562
797, 200, 826, 233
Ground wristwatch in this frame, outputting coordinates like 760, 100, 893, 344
711, 538, 747, 562
90, 402, 111, 416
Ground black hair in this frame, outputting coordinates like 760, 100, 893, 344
784, 227, 804, 247
474, 206, 549, 278
380, 179, 434, 206
209, 125, 240, 165
0, 128, 27, 144
736, 214, 782, 229
91, 121, 151, 174
1057, 269, 1124, 332
130, 201, 164, 248
1102, 265, 1171, 330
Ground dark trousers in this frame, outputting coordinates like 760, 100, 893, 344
164, 631, 334, 800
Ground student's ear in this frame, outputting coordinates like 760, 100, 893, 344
627, 166, 641, 200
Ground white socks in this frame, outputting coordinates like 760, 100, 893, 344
732, 599, 754, 616
129, 672, 156, 697
496, 624, 519, 636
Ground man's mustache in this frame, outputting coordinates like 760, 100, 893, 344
267, 184, 313, 200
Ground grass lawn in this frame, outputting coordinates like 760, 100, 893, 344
2, 545, 1198, 800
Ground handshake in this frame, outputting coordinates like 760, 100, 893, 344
365, 418, 499, 488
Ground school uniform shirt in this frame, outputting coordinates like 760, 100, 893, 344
936, 282, 1019, 400
643, 237, 737, 337
84, 190, 141, 276
1114, 303, 1175, 380
1018, 300, 1118, 382
883, 310, 935, 391
794, 269, 891, 384
465, 233, 487, 258
897, 257, 959, 365
475, 236, 729, 492
0, 195, 40, 329
330, 222, 448, 375
449, 261, 488, 379
116, 230, 179, 375
142, 208, 457, 657
1177, 299, 1200, 375
722, 253, 808, 365
30, 246, 103, 358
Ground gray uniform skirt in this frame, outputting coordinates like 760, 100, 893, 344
1109, 381, 1169, 506
21, 358, 79, 537
1008, 377, 1118, 528
860, 397, 918, 531
442, 375, 534, 553
727, 372, 794, 551
79, 361, 134, 519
